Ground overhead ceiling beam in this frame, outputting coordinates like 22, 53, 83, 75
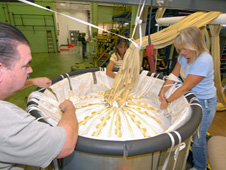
54, 0, 226, 13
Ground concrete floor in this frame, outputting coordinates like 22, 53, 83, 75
5, 47, 226, 170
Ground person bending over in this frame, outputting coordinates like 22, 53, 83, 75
159, 26, 217, 170
0, 22, 78, 170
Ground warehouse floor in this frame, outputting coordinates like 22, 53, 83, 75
6, 47, 96, 109
5, 47, 226, 170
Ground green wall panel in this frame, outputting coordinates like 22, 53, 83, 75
97, 6, 114, 24
0, 1, 58, 53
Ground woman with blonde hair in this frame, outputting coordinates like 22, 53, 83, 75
159, 26, 217, 170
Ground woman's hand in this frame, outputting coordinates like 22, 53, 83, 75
159, 89, 169, 109
160, 100, 168, 109
159, 90, 166, 102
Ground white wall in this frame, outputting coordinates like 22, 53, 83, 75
56, 9, 89, 46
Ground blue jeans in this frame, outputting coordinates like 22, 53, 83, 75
192, 96, 217, 170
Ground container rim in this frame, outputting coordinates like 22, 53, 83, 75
26, 68, 202, 157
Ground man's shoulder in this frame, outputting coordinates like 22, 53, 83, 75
0, 100, 24, 112
0, 100, 34, 124
0, 100, 17, 109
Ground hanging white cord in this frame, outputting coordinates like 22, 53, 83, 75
130, 0, 146, 49
18, 0, 141, 49
131, 0, 142, 39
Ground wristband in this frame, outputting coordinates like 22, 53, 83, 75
165, 99, 170, 103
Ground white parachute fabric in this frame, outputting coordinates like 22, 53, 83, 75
27, 70, 191, 141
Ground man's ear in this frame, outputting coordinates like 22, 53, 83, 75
0, 63, 4, 83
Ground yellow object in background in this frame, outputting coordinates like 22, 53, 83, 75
217, 102, 226, 111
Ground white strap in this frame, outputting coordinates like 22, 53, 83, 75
167, 73, 182, 83
130, 0, 146, 49
162, 132, 175, 170
60, 74, 64, 80
36, 116, 52, 122
183, 92, 193, 97
53, 159, 59, 170
137, 73, 156, 97
223, 84, 226, 92
162, 131, 187, 170
183, 93, 203, 110
163, 73, 182, 89
100, 70, 112, 89
65, 73, 70, 78
172, 131, 185, 170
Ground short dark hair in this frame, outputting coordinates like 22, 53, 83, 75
0, 22, 30, 69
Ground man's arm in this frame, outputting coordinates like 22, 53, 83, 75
24, 77, 52, 89
57, 99, 78, 158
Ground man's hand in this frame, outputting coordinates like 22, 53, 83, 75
57, 99, 78, 158
25, 77, 52, 89
32, 77, 52, 88
59, 99, 75, 113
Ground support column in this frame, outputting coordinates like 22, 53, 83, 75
130, 5, 138, 39
90, 2, 98, 40
209, 24, 225, 106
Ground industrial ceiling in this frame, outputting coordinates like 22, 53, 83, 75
54, 0, 226, 13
